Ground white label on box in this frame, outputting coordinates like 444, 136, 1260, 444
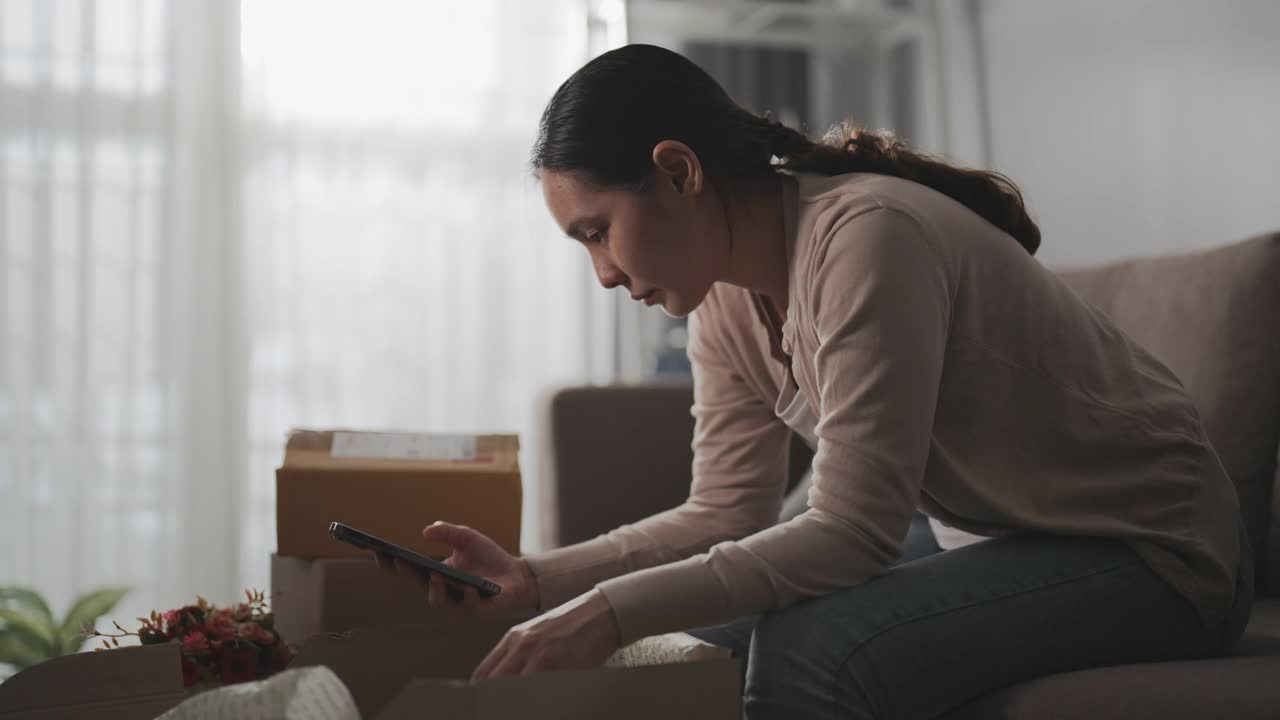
330, 431, 477, 461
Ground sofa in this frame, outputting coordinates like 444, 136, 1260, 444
535, 232, 1280, 718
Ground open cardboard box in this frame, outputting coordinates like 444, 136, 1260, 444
277, 430, 522, 559
271, 556, 743, 717
0, 621, 741, 720
0, 642, 187, 720
291, 622, 743, 720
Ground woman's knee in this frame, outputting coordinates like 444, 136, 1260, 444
745, 605, 870, 718
750, 607, 828, 676
745, 584, 938, 719
750, 604, 942, 720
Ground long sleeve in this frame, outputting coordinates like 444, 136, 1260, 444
522, 305, 792, 611
595, 207, 952, 643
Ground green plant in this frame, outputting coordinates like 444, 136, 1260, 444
0, 586, 130, 678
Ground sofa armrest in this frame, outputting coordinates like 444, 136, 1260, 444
536, 382, 697, 549
536, 381, 817, 551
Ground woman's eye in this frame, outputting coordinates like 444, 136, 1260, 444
589, 230, 608, 246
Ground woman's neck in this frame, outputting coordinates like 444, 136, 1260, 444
718, 173, 790, 313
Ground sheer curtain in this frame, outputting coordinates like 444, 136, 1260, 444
1, 0, 610, 642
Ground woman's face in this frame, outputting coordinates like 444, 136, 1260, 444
540, 158, 728, 318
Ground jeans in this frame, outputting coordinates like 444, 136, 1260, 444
687, 513, 1254, 720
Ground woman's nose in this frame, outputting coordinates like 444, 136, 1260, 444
594, 258, 628, 290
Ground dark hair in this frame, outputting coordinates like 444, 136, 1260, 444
532, 44, 1040, 255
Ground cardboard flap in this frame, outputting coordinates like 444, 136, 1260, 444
291, 622, 519, 719
376, 679, 477, 720
0, 643, 185, 717
282, 429, 519, 473
474, 659, 743, 719
297, 624, 740, 720
377, 657, 742, 720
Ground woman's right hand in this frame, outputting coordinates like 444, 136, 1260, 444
374, 521, 540, 616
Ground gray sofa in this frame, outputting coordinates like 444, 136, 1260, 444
536, 232, 1280, 718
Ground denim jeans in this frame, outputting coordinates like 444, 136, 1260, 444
687, 513, 1254, 720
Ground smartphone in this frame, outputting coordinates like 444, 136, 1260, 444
328, 521, 502, 598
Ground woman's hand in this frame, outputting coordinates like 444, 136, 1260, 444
375, 521, 540, 616
470, 588, 621, 682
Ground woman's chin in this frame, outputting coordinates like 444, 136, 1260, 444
658, 286, 717, 319
656, 293, 691, 319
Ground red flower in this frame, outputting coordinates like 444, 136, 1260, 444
204, 612, 237, 642
161, 609, 181, 635
181, 659, 200, 688
178, 605, 205, 623
219, 647, 258, 684
181, 630, 210, 656
164, 605, 203, 638
231, 603, 253, 622
237, 622, 274, 645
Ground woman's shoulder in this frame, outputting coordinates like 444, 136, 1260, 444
794, 172, 953, 226
790, 171, 1016, 283
790, 174, 943, 276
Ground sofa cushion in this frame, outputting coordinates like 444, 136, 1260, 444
1235, 596, 1280, 657
1057, 233, 1280, 592
942, 599, 1280, 719
941, 654, 1280, 720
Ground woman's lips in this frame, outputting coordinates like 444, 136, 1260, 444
643, 289, 663, 306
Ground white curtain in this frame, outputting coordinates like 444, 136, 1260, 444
1, 0, 612, 642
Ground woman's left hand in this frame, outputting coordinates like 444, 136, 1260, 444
470, 588, 621, 682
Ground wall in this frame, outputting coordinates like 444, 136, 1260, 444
972, 0, 1280, 267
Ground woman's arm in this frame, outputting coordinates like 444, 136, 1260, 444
524, 303, 793, 610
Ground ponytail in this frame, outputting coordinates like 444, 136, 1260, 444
764, 119, 1040, 255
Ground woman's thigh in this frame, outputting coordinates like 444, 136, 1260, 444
744, 531, 1250, 720
686, 512, 944, 657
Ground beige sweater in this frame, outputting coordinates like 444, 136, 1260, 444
526, 173, 1242, 645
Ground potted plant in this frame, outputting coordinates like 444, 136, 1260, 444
0, 586, 130, 680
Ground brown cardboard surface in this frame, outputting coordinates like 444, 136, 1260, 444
291, 623, 741, 720
276, 429, 521, 558
379, 659, 743, 720
272, 553, 426, 643
291, 623, 515, 719
271, 554, 531, 648
0, 643, 187, 720
283, 430, 520, 472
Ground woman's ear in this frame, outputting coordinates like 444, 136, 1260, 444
652, 140, 703, 196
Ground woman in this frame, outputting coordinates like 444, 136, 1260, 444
383, 44, 1252, 719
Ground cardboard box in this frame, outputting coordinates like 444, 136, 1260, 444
270, 553, 532, 646
277, 429, 522, 559
0, 643, 187, 720
291, 623, 743, 720
0, 622, 741, 720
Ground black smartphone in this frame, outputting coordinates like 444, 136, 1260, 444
328, 521, 502, 598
